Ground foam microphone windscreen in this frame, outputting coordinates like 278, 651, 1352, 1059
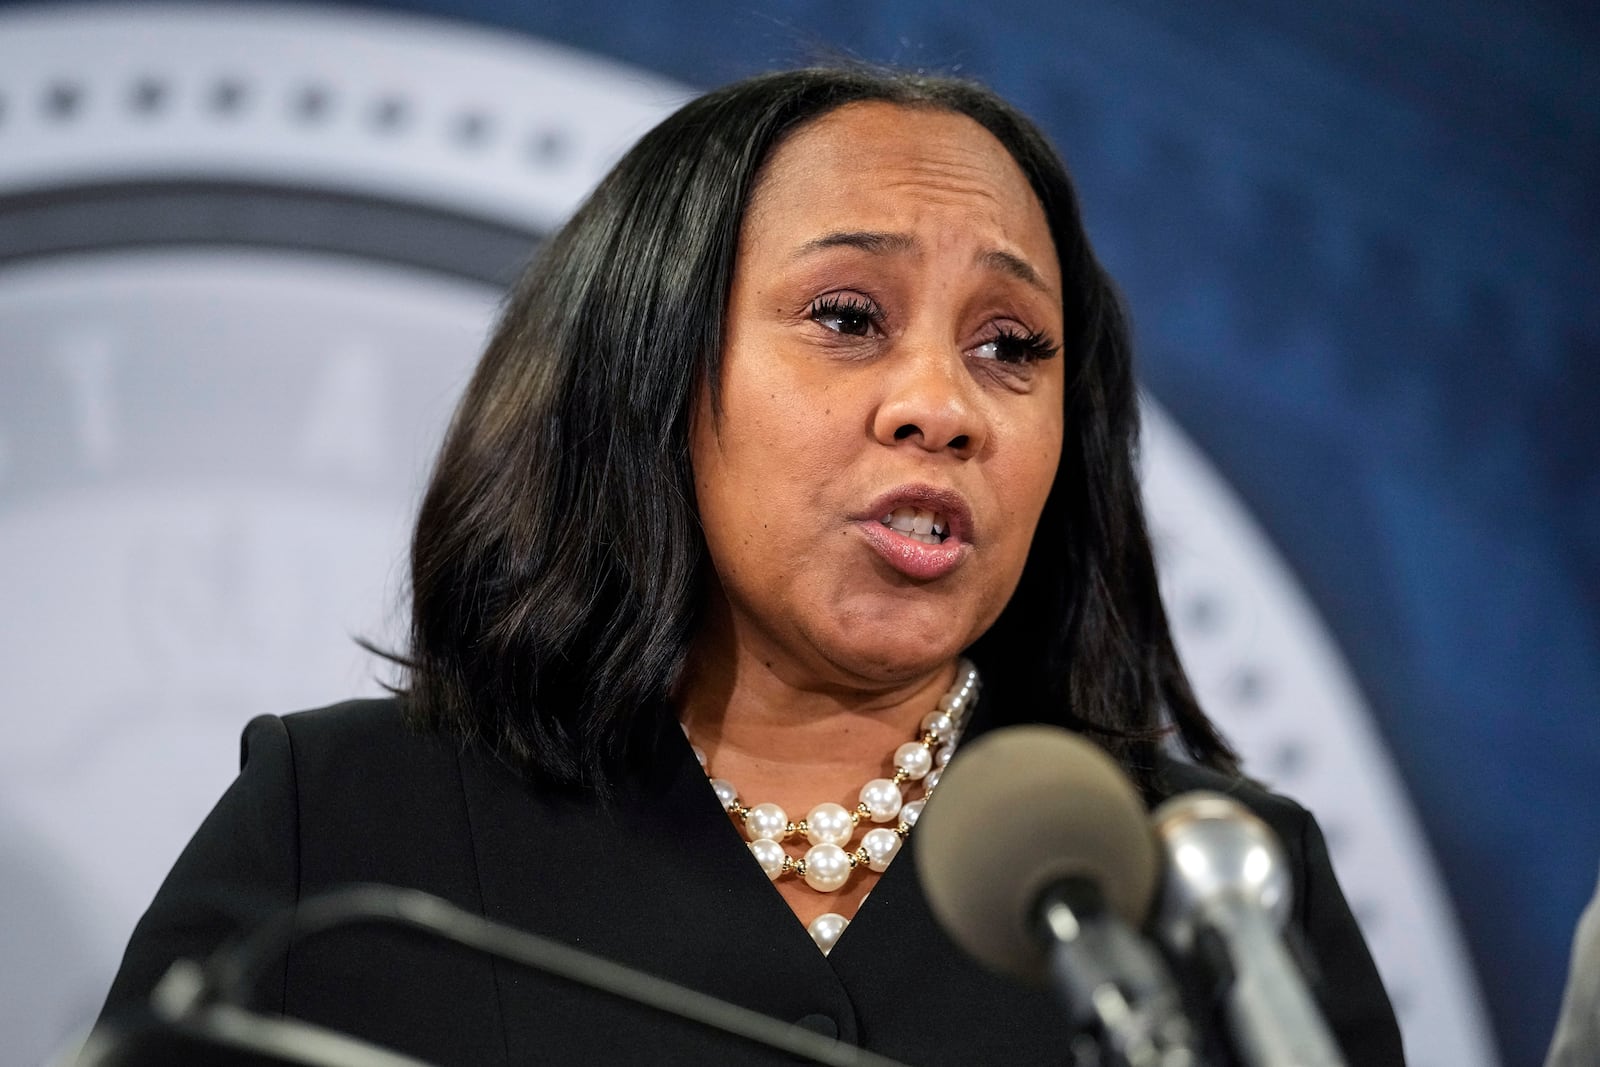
913, 725, 1159, 984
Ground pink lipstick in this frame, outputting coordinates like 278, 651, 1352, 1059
854, 485, 974, 581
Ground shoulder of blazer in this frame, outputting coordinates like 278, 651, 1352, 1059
264, 697, 475, 790
258, 698, 491, 886
1149, 754, 1313, 858
274, 696, 416, 758
229, 700, 512, 1062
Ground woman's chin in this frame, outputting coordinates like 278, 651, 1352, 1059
799, 592, 991, 684
810, 624, 974, 689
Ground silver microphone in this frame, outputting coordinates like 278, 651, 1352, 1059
1152, 791, 1347, 1067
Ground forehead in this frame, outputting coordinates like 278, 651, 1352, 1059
741, 101, 1059, 287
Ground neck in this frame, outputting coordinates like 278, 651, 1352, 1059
675, 604, 978, 943
675, 611, 959, 801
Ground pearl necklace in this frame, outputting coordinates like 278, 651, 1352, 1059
686, 659, 980, 954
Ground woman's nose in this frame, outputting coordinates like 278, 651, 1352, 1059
871, 345, 985, 459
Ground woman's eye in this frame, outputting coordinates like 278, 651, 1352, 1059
974, 327, 1061, 364
810, 296, 881, 337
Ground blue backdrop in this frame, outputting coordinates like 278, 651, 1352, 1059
2, 1, 1591, 1063
329, 2, 1598, 1064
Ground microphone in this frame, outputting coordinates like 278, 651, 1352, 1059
1151, 792, 1347, 1067
914, 725, 1205, 1067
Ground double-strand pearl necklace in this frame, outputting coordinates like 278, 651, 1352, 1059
686, 659, 980, 954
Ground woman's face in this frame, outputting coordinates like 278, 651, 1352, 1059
691, 101, 1066, 688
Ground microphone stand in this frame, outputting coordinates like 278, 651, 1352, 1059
1034, 881, 1206, 1067
84, 885, 910, 1067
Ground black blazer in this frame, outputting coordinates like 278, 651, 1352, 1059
100, 698, 1404, 1065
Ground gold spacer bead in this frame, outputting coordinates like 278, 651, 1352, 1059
794, 859, 807, 875
853, 847, 869, 864
856, 802, 873, 817
894, 824, 911, 838
789, 821, 805, 836
846, 852, 859, 868
892, 769, 910, 784
849, 810, 863, 825
730, 803, 749, 817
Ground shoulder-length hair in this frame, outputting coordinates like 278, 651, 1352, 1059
401, 66, 1238, 792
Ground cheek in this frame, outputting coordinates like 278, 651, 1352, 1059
995, 412, 1064, 561
712, 363, 859, 499
690, 388, 849, 583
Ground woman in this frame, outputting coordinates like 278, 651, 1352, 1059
100, 68, 1404, 1064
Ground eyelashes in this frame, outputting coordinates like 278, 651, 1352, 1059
807, 294, 1060, 365
979, 326, 1060, 365
809, 294, 882, 338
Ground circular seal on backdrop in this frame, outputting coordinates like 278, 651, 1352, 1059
0, 5, 1493, 1064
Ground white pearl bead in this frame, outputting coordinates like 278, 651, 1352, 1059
938, 692, 964, 714
935, 744, 954, 767
900, 798, 925, 828
860, 827, 901, 872
894, 741, 933, 780
692, 745, 707, 767
923, 767, 942, 793
802, 843, 852, 892
859, 778, 903, 823
807, 912, 849, 955
920, 710, 956, 743
805, 802, 856, 846
710, 778, 739, 810
743, 802, 789, 841
749, 838, 786, 880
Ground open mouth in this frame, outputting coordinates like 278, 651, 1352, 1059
880, 506, 949, 545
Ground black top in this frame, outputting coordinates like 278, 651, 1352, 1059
99, 698, 1405, 1065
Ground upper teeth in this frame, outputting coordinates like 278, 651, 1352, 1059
881, 506, 948, 541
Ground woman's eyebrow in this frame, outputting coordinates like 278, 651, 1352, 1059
792, 231, 1052, 295
792, 230, 917, 257
977, 248, 1051, 295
